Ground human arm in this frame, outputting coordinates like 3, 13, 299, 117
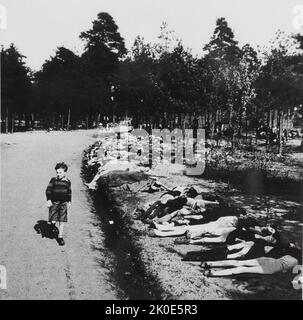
227, 241, 255, 259
46, 200, 53, 208
203, 200, 219, 206
254, 234, 277, 245
67, 180, 72, 203
46, 178, 54, 207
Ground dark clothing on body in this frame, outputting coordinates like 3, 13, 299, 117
46, 177, 72, 202
49, 201, 68, 222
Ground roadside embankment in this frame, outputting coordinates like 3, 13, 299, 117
83, 130, 302, 300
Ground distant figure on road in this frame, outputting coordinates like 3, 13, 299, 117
45, 162, 72, 246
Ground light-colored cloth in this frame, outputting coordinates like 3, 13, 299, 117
257, 255, 298, 274
279, 255, 299, 272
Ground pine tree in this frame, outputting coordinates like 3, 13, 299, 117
80, 12, 127, 120
1, 44, 32, 132
204, 17, 242, 64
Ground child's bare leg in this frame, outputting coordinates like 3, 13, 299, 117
58, 222, 65, 238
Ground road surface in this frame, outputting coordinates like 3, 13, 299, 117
0, 130, 119, 300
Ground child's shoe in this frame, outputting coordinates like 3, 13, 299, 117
34, 224, 41, 234
57, 237, 65, 246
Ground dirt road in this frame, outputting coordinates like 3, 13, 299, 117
0, 130, 119, 300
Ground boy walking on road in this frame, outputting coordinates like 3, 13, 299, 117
46, 162, 72, 246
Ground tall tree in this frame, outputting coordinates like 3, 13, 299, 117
35, 47, 87, 128
1, 44, 32, 132
204, 17, 242, 64
80, 12, 127, 58
115, 36, 165, 124
80, 12, 127, 120
159, 42, 199, 117
257, 31, 302, 153
202, 17, 243, 138
80, 12, 127, 77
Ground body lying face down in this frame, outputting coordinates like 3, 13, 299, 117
141, 191, 246, 226
150, 215, 265, 241
200, 244, 302, 277
183, 224, 302, 277
142, 192, 225, 223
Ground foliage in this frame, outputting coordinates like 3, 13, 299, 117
2, 14, 303, 139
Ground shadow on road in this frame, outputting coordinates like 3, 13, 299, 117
34, 220, 59, 240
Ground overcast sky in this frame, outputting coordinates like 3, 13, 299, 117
0, 0, 302, 71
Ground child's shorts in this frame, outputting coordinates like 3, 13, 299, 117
49, 201, 68, 222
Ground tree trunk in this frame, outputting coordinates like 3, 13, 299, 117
211, 112, 215, 138
11, 113, 14, 133
266, 109, 270, 146
6, 107, 9, 133
237, 106, 242, 137
51, 114, 55, 129
67, 108, 71, 131
255, 105, 258, 144
272, 109, 276, 129
25, 113, 30, 130
285, 108, 289, 142
278, 110, 283, 155
97, 113, 101, 128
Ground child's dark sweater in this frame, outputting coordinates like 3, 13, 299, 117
46, 177, 72, 202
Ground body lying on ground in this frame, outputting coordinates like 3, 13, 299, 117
201, 245, 302, 276
183, 239, 270, 261
183, 234, 294, 261
140, 192, 245, 226
141, 195, 219, 222
151, 215, 263, 243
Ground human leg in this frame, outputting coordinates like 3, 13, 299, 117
196, 235, 227, 244
153, 221, 176, 231
58, 222, 65, 238
151, 227, 188, 237
57, 202, 68, 245
48, 202, 60, 238
204, 258, 263, 268
204, 265, 264, 277
157, 211, 179, 224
